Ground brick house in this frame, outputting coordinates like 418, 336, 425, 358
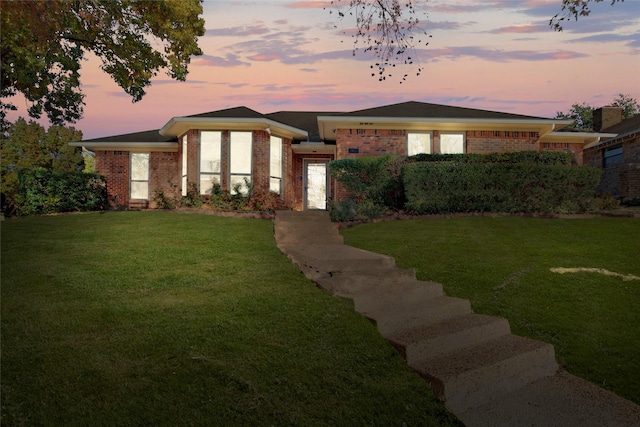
71, 101, 616, 210
584, 107, 640, 201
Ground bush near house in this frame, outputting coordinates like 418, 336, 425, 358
329, 152, 604, 220
16, 168, 108, 215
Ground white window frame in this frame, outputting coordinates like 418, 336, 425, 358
407, 132, 433, 156
199, 131, 222, 195
130, 152, 150, 200
229, 131, 253, 195
269, 136, 283, 194
181, 135, 188, 196
439, 132, 466, 154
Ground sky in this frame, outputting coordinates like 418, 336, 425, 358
7, 0, 640, 140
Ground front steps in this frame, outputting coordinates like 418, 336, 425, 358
274, 211, 640, 425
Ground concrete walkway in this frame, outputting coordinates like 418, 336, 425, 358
274, 210, 640, 427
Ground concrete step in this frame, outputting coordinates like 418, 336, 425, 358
368, 295, 472, 336
386, 313, 511, 364
353, 280, 444, 315
281, 244, 397, 281
411, 334, 558, 413
315, 267, 417, 297
274, 227, 344, 245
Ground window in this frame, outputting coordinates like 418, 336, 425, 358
407, 132, 432, 156
200, 131, 222, 195
270, 136, 283, 194
130, 153, 149, 200
181, 135, 188, 196
603, 145, 623, 167
440, 132, 465, 154
229, 131, 252, 195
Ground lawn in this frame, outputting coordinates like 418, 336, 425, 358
1, 211, 461, 426
341, 216, 640, 405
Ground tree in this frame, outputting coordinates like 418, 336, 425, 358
0, 0, 205, 126
554, 94, 639, 130
327, 0, 430, 83
550, 0, 624, 31
0, 118, 83, 213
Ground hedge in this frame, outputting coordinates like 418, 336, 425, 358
408, 151, 573, 165
17, 168, 108, 215
403, 162, 602, 214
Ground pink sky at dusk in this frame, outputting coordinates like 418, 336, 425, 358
7, 0, 640, 140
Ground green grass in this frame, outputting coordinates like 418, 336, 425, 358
1, 211, 461, 426
341, 216, 640, 405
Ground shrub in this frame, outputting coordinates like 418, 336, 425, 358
408, 151, 573, 165
403, 162, 602, 214
16, 168, 108, 215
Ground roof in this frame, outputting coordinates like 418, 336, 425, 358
339, 101, 550, 120
186, 106, 266, 119
585, 114, 640, 150
69, 129, 179, 152
266, 111, 341, 142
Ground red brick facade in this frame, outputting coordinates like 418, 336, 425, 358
584, 133, 640, 200
95, 150, 129, 208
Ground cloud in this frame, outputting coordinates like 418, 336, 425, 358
193, 54, 251, 68
568, 32, 640, 49
423, 46, 588, 62
486, 24, 549, 34
285, 1, 333, 9
205, 22, 270, 37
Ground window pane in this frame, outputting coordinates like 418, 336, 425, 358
440, 133, 465, 154
230, 132, 252, 175
408, 133, 431, 155
200, 174, 220, 195
270, 177, 281, 194
200, 131, 221, 173
182, 136, 188, 196
131, 153, 149, 180
230, 175, 250, 195
131, 181, 148, 200
270, 136, 283, 179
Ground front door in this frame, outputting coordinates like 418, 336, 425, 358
304, 160, 329, 210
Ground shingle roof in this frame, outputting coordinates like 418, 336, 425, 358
601, 114, 640, 137
339, 101, 550, 120
83, 129, 177, 143
266, 111, 342, 142
186, 106, 266, 119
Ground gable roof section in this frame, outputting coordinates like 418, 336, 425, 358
159, 106, 309, 140
317, 101, 573, 141
69, 129, 178, 152
266, 111, 342, 142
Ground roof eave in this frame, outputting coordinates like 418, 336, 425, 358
69, 141, 178, 152
160, 117, 308, 140
317, 116, 571, 140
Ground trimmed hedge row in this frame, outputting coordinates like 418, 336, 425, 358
329, 152, 605, 219
17, 168, 108, 215
403, 162, 602, 214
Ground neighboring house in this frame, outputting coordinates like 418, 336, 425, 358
584, 107, 640, 201
70, 101, 616, 211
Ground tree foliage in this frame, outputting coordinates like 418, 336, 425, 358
327, 0, 430, 83
555, 94, 640, 130
550, 0, 624, 31
0, 0, 205, 126
0, 118, 83, 213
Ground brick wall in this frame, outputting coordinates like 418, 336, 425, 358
252, 130, 270, 193
149, 151, 180, 208
95, 150, 129, 208
584, 135, 640, 199
336, 129, 407, 158
466, 131, 539, 154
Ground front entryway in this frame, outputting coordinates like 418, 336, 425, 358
303, 159, 329, 210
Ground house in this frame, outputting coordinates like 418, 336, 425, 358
583, 107, 640, 201
70, 101, 616, 211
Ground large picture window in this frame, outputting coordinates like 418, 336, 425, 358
182, 135, 188, 196
200, 131, 222, 195
229, 132, 252, 195
407, 132, 432, 156
603, 145, 623, 167
130, 153, 149, 200
270, 136, 283, 194
440, 132, 465, 154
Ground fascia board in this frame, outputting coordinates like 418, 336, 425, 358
160, 117, 308, 139
69, 141, 178, 152
317, 116, 572, 140
540, 132, 617, 144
